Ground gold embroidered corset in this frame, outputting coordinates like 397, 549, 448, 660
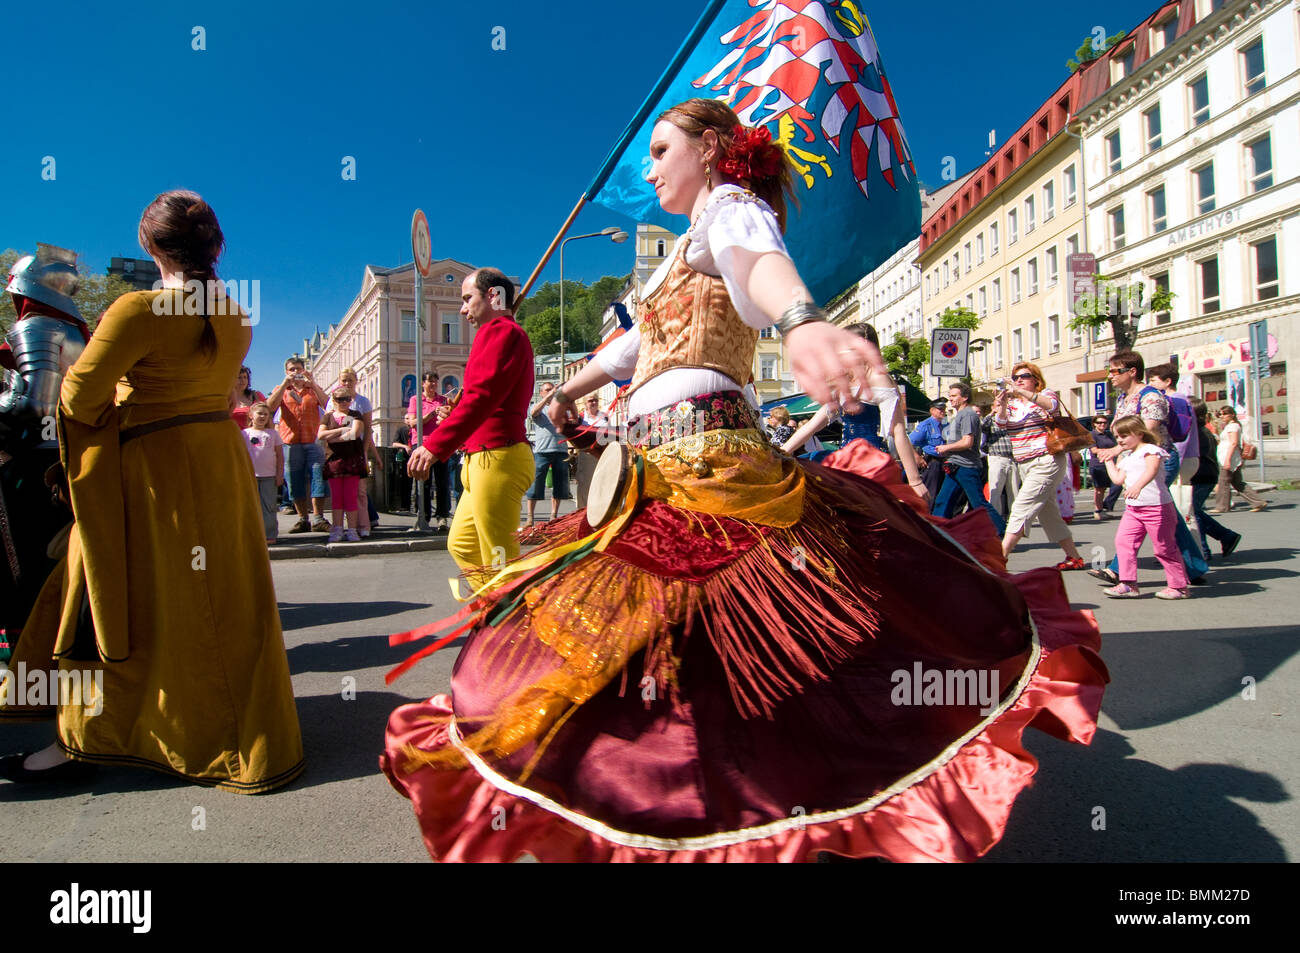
629, 244, 758, 399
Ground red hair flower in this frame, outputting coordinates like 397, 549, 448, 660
717, 124, 784, 182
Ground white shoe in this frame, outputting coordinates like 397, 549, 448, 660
343, 529, 361, 542
327, 527, 344, 543
358, 528, 370, 538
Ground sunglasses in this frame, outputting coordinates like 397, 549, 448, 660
335, 396, 353, 403
1011, 373, 1036, 382
1107, 367, 1134, 375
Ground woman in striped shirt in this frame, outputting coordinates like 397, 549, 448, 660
994, 361, 1086, 569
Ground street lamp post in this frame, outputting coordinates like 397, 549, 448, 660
559, 227, 628, 384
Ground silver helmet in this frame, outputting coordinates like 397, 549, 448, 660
6, 243, 82, 319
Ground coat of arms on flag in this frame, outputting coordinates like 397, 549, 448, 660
586, 0, 921, 307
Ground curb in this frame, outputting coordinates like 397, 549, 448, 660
268, 534, 448, 560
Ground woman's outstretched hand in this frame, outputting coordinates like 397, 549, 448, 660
785, 322, 886, 413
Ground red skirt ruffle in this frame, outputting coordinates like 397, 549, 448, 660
382, 441, 1107, 862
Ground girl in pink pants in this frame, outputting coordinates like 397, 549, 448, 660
1103, 416, 1189, 600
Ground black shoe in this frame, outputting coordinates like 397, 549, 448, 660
1088, 568, 1119, 585
1221, 534, 1242, 559
1189, 576, 1210, 586
0, 752, 98, 784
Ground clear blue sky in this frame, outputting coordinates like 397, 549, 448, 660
2, 0, 1159, 393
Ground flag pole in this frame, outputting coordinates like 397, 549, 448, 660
516, 193, 587, 307
514, 0, 725, 310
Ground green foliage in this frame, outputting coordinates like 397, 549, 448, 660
1066, 273, 1176, 352
516, 273, 628, 355
881, 332, 928, 388
0, 248, 137, 336
1067, 30, 1127, 72
939, 306, 981, 331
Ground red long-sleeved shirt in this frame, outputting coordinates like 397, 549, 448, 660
422, 315, 534, 457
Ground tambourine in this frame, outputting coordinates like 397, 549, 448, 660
586, 441, 632, 529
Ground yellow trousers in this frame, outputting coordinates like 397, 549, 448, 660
450, 442, 535, 585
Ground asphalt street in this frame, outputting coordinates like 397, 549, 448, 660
3, 471, 1297, 863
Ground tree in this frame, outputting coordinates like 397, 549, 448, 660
881, 332, 928, 388
1067, 273, 1175, 353
938, 306, 980, 331
1067, 29, 1126, 73
0, 248, 136, 336
516, 274, 629, 356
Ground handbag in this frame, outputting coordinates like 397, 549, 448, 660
1241, 439, 1258, 461
1045, 403, 1095, 456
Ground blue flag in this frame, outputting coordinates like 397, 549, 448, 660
587, 0, 921, 307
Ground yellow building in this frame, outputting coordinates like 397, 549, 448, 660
919, 77, 1093, 412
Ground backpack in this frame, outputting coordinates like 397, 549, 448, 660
1139, 386, 1190, 443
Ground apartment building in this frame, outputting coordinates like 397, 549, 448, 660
1078, 0, 1298, 450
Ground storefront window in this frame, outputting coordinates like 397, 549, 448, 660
1199, 363, 1287, 439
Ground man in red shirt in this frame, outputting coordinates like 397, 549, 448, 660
409, 268, 534, 580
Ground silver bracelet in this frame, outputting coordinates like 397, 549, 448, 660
552, 388, 575, 406
774, 301, 827, 338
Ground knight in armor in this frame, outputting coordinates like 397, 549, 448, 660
0, 244, 89, 659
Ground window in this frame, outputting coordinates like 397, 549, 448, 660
952, 253, 960, 279
1152, 13, 1178, 52
1027, 258, 1039, 295
1242, 39, 1266, 96
1147, 185, 1168, 234
1010, 268, 1021, 303
1063, 165, 1077, 206
1043, 182, 1055, 220
1188, 74, 1210, 127
1008, 209, 1018, 244
1025, 196, 1036, 232
976, 234, 985, 264
1194, 163, 1215, 215
1012, 328, 1024, 363
656, 239, 666, 257
1152, 271, 1171, 325
1144, 105, 1162, 152
964, 242, 972, 271
993, 335, 1004, 368
760, 356, 777, 381
1198, 256, 1220, 314
1106, 131, 1122, 173
1113, 45, 1135, 81
1253, 237, 1279, 301
1109, 206, 1126, 250
1247, 135, 1273, 192
990, 222, 1000, 256
992, 278, 1002, 312
400, 309, 416, 342
1029, 321, 1041, 359
978, 286, 987, 318
942, 261, 950, 287
1069, 324, 1083, 349
965, 293, 974, 312
441, 313, 460, 345
925, 274, 931, 297
1065, 234, 1079, 259
759, 325, 774, 339
1048, 314, 1060, 354
1046, 247, 1058, 287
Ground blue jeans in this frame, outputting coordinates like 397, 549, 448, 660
1192, 483, 1238, 559
933, 464, 1006, 536
284, 441, 326, 501
1106, 447, 1209, 579
526, 451, 571, 501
